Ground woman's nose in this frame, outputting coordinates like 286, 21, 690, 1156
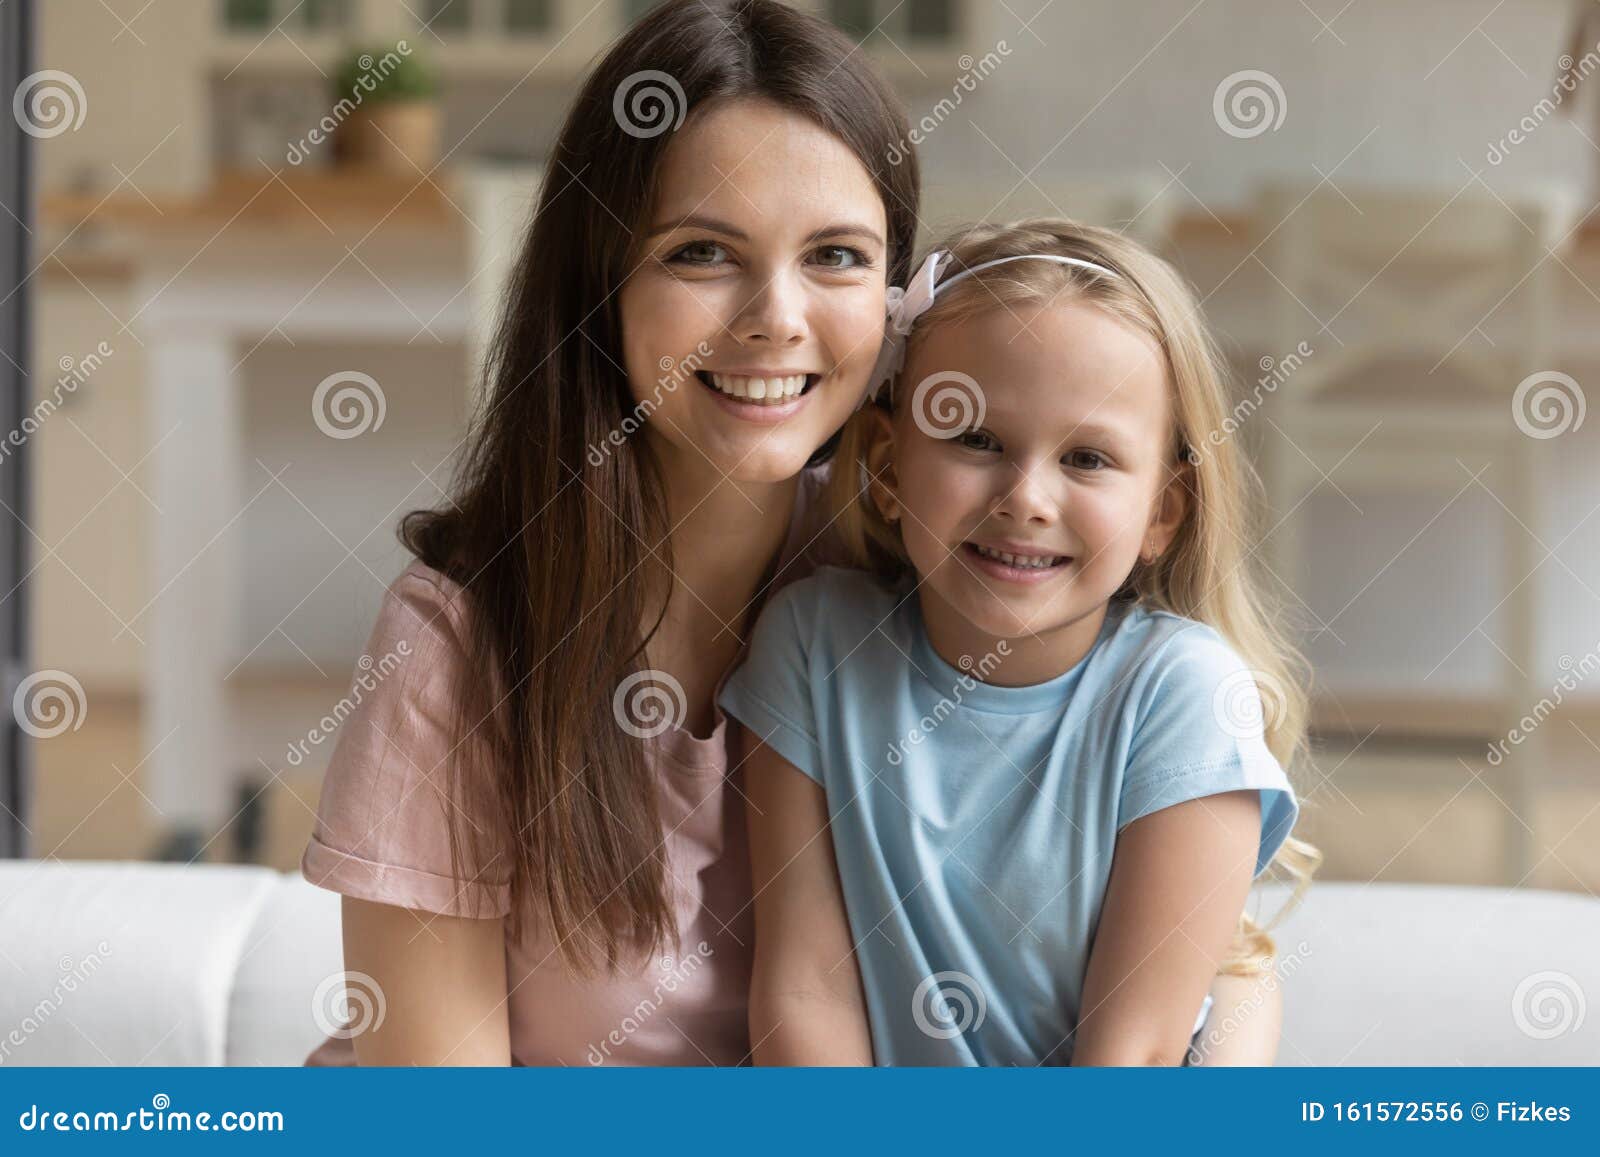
732, 266, 808, 346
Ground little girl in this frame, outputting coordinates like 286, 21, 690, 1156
719, 219, 1319, 1066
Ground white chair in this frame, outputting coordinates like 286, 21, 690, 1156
1254, 181, 1582, 883
1, 861, 1596, 1065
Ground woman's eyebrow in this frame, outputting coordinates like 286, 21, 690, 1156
644, 212, 883, 247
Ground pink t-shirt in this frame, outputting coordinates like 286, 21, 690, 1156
300, 465, 834, 1065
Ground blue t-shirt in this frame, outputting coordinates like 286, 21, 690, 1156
718, 565, 1299, 1066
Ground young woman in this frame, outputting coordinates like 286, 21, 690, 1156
300, 0, 1284, 1066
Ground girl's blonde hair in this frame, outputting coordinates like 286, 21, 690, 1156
826, 218, 1322, 976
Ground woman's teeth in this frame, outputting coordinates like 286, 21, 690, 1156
971, 544, 1065, 569
704, 371, 809, 403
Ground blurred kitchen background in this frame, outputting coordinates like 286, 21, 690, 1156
7, 0, 1600, 894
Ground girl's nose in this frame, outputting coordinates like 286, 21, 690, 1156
994, 459, 1060, 526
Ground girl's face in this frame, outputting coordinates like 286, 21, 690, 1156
618, 98, 890, 485
876, 299, 1188, 648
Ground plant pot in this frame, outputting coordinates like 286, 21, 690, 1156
338, 100, 441, 175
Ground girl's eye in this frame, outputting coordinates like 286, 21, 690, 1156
669, 240, 729, 266
956, 430, 999, 452
1065, 448, 1109, 471
811, 245, 869, 269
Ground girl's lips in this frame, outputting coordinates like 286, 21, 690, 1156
960, 541, 1072, 586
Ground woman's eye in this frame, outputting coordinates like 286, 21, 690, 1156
670, 240, 728, 266
957, 430, 999, 452
812, 245, 868, 269
1066, 449, 1109, 471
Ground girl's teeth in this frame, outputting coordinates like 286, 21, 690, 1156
974, 544, 1062, 569
708, 372, 808, 402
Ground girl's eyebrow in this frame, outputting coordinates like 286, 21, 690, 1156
645, 212, 884, 247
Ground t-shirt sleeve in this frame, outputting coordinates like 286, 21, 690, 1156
716, 578, 825, 785
1117, 625, 1300, 878
300, 567, 511, 917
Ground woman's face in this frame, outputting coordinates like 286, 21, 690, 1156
618, 98, 890, 485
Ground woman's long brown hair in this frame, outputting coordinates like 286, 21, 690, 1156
399, 0, 920, 975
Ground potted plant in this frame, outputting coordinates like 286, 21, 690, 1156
331, 43, 441, 175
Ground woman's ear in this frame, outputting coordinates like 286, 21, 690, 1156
1141, 456, 1192, 563
863, 404, 901, 524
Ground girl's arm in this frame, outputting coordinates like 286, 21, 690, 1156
340, 896, 512, 1065
1072, 789, 1261, 1066
1189, 969, 1285, 1066
745, 737, 874, 1065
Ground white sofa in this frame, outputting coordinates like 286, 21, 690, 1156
0, 862, 1595, 1065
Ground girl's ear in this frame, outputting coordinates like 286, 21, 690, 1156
863, 404, 902, 524
1141, 456, 1192, 563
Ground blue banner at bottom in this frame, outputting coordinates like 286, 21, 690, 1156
3, 1067, 1596, 1154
